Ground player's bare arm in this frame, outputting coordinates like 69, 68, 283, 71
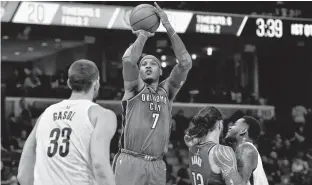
235, 144, 258, 184
89, 105, 117, 185
155, 2, 192, 100
17, 115, 42, 185
213, 145, 245, 185
122, 30, 154, 100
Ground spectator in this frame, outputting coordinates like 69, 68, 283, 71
17, 98, 32, 133
1, 164, 18, 185
291, 105, 307, 124
8, 139, 20, 153
6, 69, 23, 96
276, 175, 294, 185
272, 134, 284, 151
291, 151, 309, 181
279, 139, 295, 159
16, 130, 28, 149
290, 126, 306, 151
1, 138, 8, 153
23, 68, 41, 91
277, 157, 291, 175
51, 71, 67, 88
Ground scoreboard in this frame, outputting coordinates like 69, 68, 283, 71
2, 1, 312, 39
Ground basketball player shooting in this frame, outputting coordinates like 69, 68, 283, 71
17, 60, 117, 185
225, 116, 269, 185
113, 2, 192, 185
185, 107, 245, 185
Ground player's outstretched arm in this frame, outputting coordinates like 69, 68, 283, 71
213, 145, 245, 185
122, 30, 154, 100
235, 144, 258, 184
155, 2, 192, 101
90, 106, 117, 185
17, 115, 41, 185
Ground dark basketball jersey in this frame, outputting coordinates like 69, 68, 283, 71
120, 85, 172, 156
189, 142, 224, 185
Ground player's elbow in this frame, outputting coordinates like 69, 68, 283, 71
178, 53, 192, 70
178, 59, 192, 71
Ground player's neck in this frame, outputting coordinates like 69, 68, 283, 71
69, 92, 93, 101
202, 130, 220, 144
145, 81, 159, 91
233, 137, 253, 150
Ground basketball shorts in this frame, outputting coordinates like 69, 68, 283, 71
113, 149, 166, 185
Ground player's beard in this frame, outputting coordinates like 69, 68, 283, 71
143, 78, 155, 84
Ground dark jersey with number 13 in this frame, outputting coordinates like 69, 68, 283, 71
120, 85, 172, 157
189, 142, 225, 185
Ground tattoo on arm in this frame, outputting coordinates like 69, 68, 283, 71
213, 145, 238, 178
235, 144, 258, 184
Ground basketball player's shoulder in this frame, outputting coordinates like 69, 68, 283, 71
237, 143, 258, 157
212, 144, 237, 171
88, 105, 116, 127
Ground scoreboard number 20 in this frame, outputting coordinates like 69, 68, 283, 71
28, 3, 45, 23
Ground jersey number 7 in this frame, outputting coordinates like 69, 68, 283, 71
152, 113, 159, 129
47, 127, 72, 157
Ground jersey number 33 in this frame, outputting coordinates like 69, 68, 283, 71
47, 127, 72, 157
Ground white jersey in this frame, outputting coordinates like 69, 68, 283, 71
245, 142, 269, 185
34, 100, 98, 185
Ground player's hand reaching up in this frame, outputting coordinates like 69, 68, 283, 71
132, 30, 155, 38
154, 2, 170, 25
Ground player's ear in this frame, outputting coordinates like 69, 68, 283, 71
93, 80, 99, 90
67, 79, 72, 90
240, 127, 248, 136
160, 68, 163, 76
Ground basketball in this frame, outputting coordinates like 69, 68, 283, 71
129, 4, 160, 33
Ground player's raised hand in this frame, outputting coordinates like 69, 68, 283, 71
154, 2, 169, 24
132, 29, 155, 38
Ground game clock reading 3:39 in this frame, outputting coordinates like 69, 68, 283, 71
256, 18, 283, 38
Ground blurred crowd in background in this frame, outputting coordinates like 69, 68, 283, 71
1, 97, 312, 185
4, 66, 264, 105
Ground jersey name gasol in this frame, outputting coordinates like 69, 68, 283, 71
53, 111, 76, 121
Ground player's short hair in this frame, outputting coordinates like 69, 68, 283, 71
139, 55, 161, 68
68, 59, 99, 93
242, 116, 261, 141
188, 106, 223, 138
